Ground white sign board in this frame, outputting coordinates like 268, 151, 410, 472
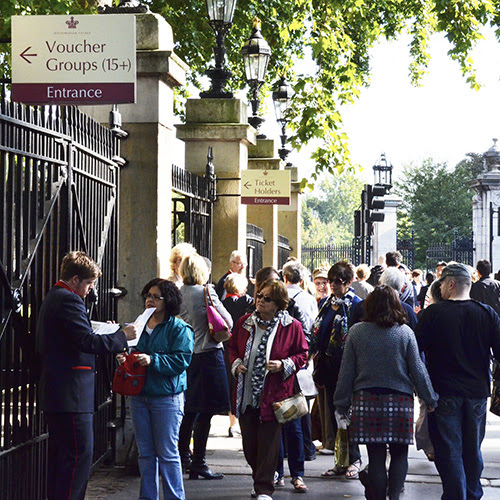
11, 14, 136, 105
241, 170, 291, 205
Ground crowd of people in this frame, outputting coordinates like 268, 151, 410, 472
36, 248, 500, 500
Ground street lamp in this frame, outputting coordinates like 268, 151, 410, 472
272, 76, 293, 166
372, 153, 393, 193
201, 0, 238, 99
241, 18, 271, 138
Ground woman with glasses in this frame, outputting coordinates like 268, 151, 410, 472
228, 279, 308, 500
117, 278, 194, 500
334, 286, 437, 500
177, 253, 233, 480
309, 261, 363, 479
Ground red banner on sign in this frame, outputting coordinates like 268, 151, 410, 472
12, 82, 135, 105
241, 197, 290, 205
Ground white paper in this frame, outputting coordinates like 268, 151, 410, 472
127, 307, 156, 347
91, 321, 121, 335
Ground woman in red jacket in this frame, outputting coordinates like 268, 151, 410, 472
228, 279, 308, 500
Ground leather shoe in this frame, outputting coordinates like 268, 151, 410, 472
189, 463, 224, 480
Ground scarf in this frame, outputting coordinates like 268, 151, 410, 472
250, 310, 285, 408
235, 310, 287, 415
310, 289, 356, 356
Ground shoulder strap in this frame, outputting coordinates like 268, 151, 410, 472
205, 285, 215, 307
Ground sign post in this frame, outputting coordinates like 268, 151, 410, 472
11, 14, 136, 105
241, 170, 291, 205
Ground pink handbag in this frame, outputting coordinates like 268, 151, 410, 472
204, 286, 231, 342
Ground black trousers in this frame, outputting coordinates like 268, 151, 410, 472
45, 412, 94, 500
239, 408, 282, 497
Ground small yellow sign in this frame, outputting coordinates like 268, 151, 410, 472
241, 170, 291, 205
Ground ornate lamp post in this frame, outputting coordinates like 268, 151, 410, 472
272, 76, 293, 166
201, 0, 237, 98
241, 18, 271, 138
372, 153, 393, 193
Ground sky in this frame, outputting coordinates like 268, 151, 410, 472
341, 30, 500, 183
308, 29, 500, 183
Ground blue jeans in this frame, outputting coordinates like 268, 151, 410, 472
428, 396, 487, 500
130, 393, 186, 500
276, 417, 305, 478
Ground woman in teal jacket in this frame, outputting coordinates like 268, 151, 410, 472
118, 278, 194, 500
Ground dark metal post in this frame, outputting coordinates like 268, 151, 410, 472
490, 202, 494, 265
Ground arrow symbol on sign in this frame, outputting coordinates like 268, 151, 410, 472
20, 47, 37, 64
244, 181, 252, 190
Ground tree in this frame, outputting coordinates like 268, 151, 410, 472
395, 153, 483, 266
2, 1, 499, 185
302, 172, 363, 246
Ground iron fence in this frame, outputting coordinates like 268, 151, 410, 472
0, 81, 124, 499
397, 231, 415, 270
426, 231, 474, 271
278, 234, 292, 269
171, 159, 215, 260
247, 224, 265, 279
302, 239, 362, 274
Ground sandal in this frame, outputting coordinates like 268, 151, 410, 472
321, 465, 347, 477
273, 472, 285, 487
345, 459, 362, 479
291, 476, 308, 493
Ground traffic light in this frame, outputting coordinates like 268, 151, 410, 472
365, 184, 385, 223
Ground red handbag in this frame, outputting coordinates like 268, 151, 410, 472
112, 352, 147, 396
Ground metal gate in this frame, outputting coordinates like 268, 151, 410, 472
171, 151, 216, 260
397, 231, 415, 270
0, 82, 125, 499
302, 238, 362, 274
426, 231, 474, 271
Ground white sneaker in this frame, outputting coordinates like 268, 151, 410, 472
257, 495, 272, 500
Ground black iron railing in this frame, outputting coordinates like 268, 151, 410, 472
425, 231, 474, 271
302, 239, 362, 274
278, 234, 292, 269
246, 224, 265, 278
171, 163, 215, 260
0, 80, 124, 499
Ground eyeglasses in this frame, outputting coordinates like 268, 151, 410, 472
256, 292, 273, 303
145, 293, 164, 301
231, 261, 246, 267
330, 278, 346, 286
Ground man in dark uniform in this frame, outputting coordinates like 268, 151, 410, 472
37, 251, 137, 500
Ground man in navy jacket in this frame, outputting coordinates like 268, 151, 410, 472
37, 251, 137, 500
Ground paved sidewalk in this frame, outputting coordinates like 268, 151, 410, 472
86, 412, 500, 499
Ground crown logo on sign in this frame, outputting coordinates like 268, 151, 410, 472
66, 16, 79, 29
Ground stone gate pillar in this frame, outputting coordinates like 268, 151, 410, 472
471, 147, 500, 273
372, 195, 401, 266
278, 167, 302, 261
176, 99, 256, 282
82, 13, 187, 320
247, 139, 281, 268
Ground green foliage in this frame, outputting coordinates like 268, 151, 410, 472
302, 172, 363, 246
394, 153, 483, 267
2, 1, 499, 184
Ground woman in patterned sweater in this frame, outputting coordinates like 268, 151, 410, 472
334, 285, 438, 500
